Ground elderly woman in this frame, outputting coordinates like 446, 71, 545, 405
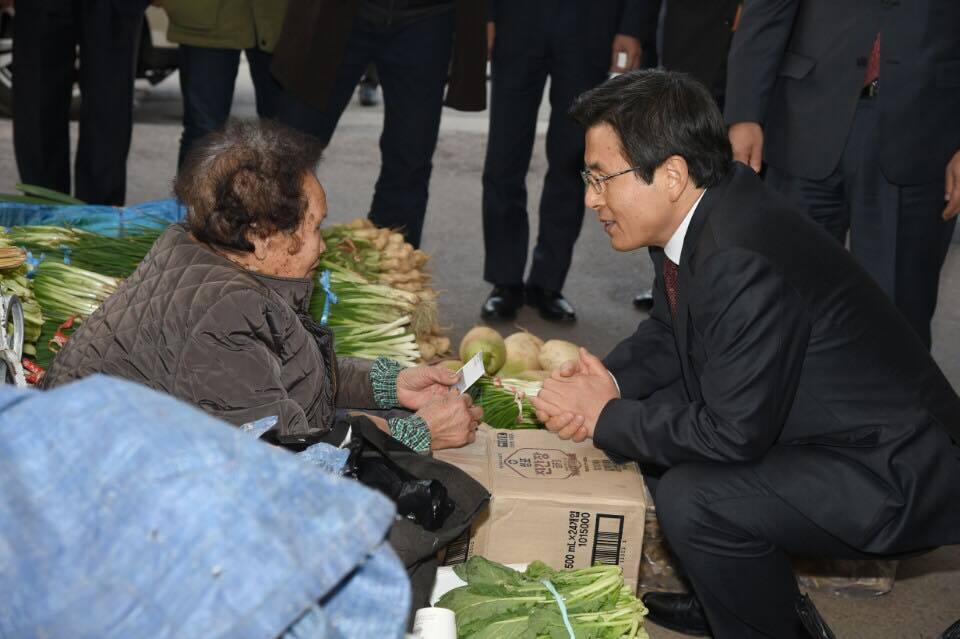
41, 120, 480, 452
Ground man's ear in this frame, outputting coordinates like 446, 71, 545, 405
662, 155, 691, 203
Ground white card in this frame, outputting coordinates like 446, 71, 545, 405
454, 352, 485, 394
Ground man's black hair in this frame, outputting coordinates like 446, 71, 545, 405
569, 69, 732, 188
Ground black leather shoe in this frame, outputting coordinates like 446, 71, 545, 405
642, 591, 710, 636
795, 594, 836, 639
525, 284, 576, 322
481, 285, 525, 320
633, 288, 654, 311
941, 619, 960, 639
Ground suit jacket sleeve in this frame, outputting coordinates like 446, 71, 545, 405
631, 0, 663, 42
617, 0, 651, 40
594, 249, 811, 466
603, 253, 683, 400
723, 0, 801, 125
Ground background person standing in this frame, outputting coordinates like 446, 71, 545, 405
479, 0, 644, 323
161, 0, 288, 167
271, 0, 487, 250
12, 0, 148, 205
724, 0, 960, 349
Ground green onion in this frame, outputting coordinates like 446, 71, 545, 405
471, 376, 543, 429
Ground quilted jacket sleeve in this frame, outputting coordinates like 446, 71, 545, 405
173, 290, 314, 441
335, 357, 377, 409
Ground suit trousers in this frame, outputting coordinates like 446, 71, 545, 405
276, 11, 456, 249
176, 45, 282, 168
765, 97, 957, 349
12, 0, 142, 206
481, 1, 608, 291
648, 461, 887, 639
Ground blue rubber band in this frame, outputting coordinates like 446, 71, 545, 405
541, 579, 575, 639
60, 245, 71, 265
317, 269, 338, 325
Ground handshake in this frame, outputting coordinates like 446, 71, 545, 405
530, 348, 620, 443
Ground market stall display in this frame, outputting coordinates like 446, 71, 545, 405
0, 200, 452, 379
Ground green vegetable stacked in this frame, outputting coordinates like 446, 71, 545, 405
471, 376, 542, 430
437, 557, 648, 638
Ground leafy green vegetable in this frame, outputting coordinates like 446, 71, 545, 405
437, 557, 648, 638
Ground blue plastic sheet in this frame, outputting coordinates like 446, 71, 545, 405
0, 198, 185, 236
0, 376, 409, 639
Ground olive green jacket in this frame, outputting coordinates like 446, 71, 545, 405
163, 0, 289, 53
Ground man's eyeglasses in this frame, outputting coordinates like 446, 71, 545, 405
580, 167, 644, 194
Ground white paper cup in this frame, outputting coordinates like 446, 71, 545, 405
412, 607, 456, 639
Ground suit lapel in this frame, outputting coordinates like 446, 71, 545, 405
675, 166, 736, 400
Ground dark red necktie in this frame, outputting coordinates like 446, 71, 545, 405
864, 34, 880, 86
663, 255, 680, 320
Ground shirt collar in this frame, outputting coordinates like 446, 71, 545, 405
663, 189, 706, 265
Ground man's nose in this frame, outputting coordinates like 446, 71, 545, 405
584, 188, 603, 211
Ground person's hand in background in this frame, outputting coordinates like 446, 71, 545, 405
943, 150, 960, 220
610, 34, 642, 74
729, 122, 764, 172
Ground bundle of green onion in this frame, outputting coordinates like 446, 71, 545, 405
5, 225, 160, 278
310, 266, 435, 366
31, 261, 119, 325
471, 375, 543, 430
0, 261, 44, 358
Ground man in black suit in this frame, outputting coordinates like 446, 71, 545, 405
12, 0, 148, 205
532, 70, 960, 638
724, 0, 960, 349
479, 0, 643, 322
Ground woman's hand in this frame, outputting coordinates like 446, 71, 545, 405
416, 389, 483, 450
396, 364, 460, 410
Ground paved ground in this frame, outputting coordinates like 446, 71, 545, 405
1, 68, 958, 637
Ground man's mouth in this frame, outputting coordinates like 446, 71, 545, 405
600, 219, 616, 232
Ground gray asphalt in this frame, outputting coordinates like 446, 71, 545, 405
1, 67, 958, 637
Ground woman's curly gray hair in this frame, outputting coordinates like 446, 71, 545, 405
174, 119, 323, 253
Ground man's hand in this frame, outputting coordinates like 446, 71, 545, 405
416, 389, 483, 450
729, 122, 764, 173
530, 348, 619, 442
487, 22, 495, 61
944, 150, 960, 220
610, 35, 642, 74
396, 364, 460, 410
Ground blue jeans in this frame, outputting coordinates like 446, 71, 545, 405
276, 11, 456, 249
177, 45, 283, 167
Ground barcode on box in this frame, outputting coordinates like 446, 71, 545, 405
442, 528, 471, 566
591, 514, 625, 566
591, 459, 621, 472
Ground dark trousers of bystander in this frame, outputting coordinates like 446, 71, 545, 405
12, 0, 142, 205
176, 45, 283, 167
765, 97, 957, 349
276, 11, 456, 249
481, 1, 609, 292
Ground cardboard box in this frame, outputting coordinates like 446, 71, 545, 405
434, 425, 647, 589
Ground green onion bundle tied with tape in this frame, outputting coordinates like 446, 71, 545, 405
309, 266, 437, 366
471, 375, 543, 430
5, 225, 160, 278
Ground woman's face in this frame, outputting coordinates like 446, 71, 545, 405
252, 174, 328, 279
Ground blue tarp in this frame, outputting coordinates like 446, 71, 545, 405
0, 376, 410, 639
0, 198, 185, 236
